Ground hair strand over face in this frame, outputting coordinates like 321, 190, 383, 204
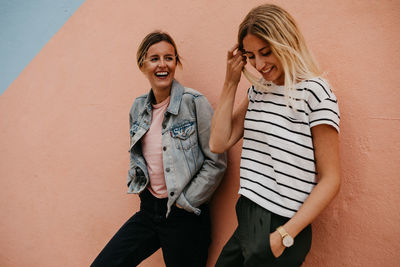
238, 4, 321, 98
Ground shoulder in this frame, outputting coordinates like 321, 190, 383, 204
181, 87, 210, 105
130, 93, 148, 113
300, 77, 337, 103
304, 78, 340, 131
182, 87, 204, 99
171, 79, 205, 102
134, 93, 148, 102
179, 87, 213, 114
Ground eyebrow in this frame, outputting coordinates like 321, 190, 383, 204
147, 53, 175, 57
243, 46, 270, 54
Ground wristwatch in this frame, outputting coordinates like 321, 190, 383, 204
277, 226, 294, 247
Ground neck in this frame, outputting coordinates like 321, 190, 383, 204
152, 86, 172, 104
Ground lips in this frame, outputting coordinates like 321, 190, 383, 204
155, 71, 169, 78
261, 66, 273, 74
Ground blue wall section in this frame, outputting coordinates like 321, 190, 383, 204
0, 0, 86, 95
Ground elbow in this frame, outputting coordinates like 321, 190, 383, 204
209, 140, 227, 154
317, 172, 341, 198
329, 173, 341, 198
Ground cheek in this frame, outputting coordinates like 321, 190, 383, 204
168, 63, 177, 72
276, 63, 284, 73
143, 69, 155, 79
141, 64, 153, 74
273, 57, 282, 69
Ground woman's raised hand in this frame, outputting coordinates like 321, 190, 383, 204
225, 44, 246, 87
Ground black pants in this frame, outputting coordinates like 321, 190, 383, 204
91, 189, 211, 267
215, 196, 312, 267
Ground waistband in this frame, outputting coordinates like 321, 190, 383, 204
139, 188, 168, 212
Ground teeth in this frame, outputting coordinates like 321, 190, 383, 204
156, 72, 168, 76
262, 66, 273, 73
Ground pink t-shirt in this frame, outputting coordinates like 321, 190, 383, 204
141, 96, 170, 198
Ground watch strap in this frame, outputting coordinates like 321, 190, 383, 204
277, 226, 288, 238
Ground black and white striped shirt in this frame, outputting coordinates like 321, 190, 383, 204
239, 77, 340, 218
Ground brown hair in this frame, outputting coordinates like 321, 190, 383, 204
136, 31, 181, 68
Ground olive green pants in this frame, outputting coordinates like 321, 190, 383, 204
215, 196, 312, 267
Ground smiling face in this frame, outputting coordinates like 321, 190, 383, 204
242, 33, 284, 85
141, 41, 177, 94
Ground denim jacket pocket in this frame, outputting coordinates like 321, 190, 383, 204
170, 121, 197, 150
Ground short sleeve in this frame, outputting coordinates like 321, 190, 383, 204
309, 96, 340, 132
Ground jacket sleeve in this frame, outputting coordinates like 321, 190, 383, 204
128, 102, 136, 166
127, 100, 138, 186
176, 95, 227, 210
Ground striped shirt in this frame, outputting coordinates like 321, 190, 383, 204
238, 77, 340, 218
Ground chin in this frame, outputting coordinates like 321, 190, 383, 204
153, 79, 173, 89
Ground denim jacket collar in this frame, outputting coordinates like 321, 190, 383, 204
143, 79, 184, 116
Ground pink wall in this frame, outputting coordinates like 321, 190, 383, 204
1, 0, 399, 266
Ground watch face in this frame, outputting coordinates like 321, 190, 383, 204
283, 235, 294, 247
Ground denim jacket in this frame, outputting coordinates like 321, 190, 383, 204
127, 80, 227, 216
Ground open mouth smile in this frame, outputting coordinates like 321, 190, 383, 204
155, 71, 169, 78
261, 66, 273, 74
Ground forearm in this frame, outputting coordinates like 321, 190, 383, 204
209, 82, 238, 153
210, 44, 246, 153
283, 174, 341, 238
281, 124, 341, 238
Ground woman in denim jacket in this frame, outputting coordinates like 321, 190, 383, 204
91, 31, 227, 267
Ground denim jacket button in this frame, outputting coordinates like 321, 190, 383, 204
163, 146, 167, 151
170, 192, 175, 196
166, 168, 170, 172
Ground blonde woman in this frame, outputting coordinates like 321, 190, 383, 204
210, 4, 340, 266
91, 31, 227, 267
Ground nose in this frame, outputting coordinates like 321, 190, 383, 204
255, 56, 264, 72
158, 58, 167, 67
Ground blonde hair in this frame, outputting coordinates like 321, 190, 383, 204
238, 4, 321, 95
136, 31, 182, 69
